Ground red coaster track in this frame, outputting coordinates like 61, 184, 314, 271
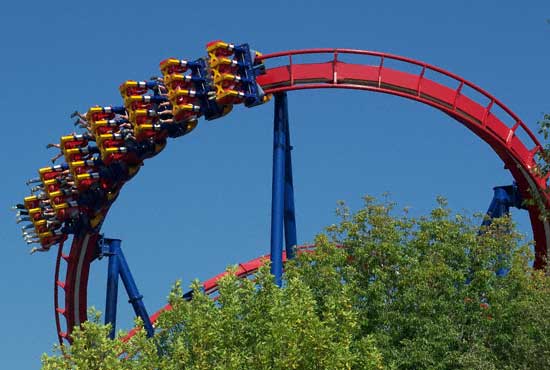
54, 48, 550, 344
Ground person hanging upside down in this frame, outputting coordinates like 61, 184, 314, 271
71, 111, 92, 134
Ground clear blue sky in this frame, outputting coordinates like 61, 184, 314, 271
1, 0, 549, 367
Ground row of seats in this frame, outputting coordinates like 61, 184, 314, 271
160, 57, 230, 122
14, 41, 269, 253
206, 41, 269, 107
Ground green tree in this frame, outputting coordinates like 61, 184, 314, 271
42, 197, 550, 369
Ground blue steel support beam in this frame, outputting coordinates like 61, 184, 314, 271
282, 96, 297, 260
482, 184, 524, 226
481, 184, 524, 276
100, 238, 154, 338
104, 239, 120, 339
116, 244, 154, 337
483, 188, 511, 226
270, 93, 287, 286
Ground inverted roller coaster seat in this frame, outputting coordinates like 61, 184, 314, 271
22, 219, 67, 250
124, 94, 167, 115
68, 159, 98, 184
87, 106, 128, 145
23, 195, 42, 210
26, 208, 48, 229
74, 171, 102, 191
167, 90, 201, 122
27, 207, 44, 221
206, 40, 269, 107
74, 165, 126, 199
96, 133, 126, 162
160, 59, 203, 122
34, 166, 74, 210
38, 164, 70, 185
121, 81, 169, 141
87, 106, 127, 119
16, 192, 67, 248
53, 200, 80, 220
105, 146, 142, 166
44, 168, 77, 189
30, 219, 57, 235
64, 146, 99, 164
24, 204, 68, 246
38, 163, 74, 204
42, 181, 60, 202
44, 178, 75, 203
60, 135, 89, 149
61, 135, 92, 163
128, 109, 164, 142
119, 80, 158, 98
48, 190, 75, 209
87, 107, 121, 138
38, 233, 66, 250
90, 119, 122, 138
97, 136, 140, 166
160, 57, 229, 122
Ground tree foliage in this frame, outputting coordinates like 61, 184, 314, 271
42, 197, 550, 369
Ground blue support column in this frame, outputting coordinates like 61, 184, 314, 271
283, 99, 297, 260
100, 238, 154, 339
481, 184, 524, 276
104, 239, 120, 339
270, 92, 298, 286
482, 187, 513, 227
270, 93, 287, 286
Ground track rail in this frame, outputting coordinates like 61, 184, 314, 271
256, 49, 549, 267
121, 245, 316, 341
54, 48, 550, 345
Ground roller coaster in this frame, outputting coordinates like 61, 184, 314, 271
13, 41, 550, 345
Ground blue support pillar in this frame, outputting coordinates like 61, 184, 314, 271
270, 93, 287, 286
482, 187, 513, 227
100, 238, 154, 339
270, 92, 297, 286
481, 184, 524, 276
283, 99, 297, 260
104, 239, 120, 339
